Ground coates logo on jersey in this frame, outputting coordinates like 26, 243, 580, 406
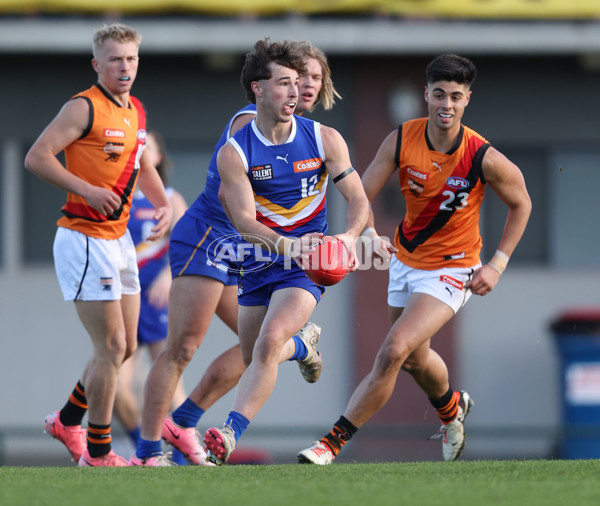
103, 128, 126, 138
137, 129, 147, 142
446, 176, 469, 190
294, 158, 322, 173
406, 167, 429, 182
440, 275, 463, 290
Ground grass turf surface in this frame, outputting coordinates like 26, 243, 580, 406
2, 460, 600, 506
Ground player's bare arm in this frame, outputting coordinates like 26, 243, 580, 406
136, 148, 172, 241
361, 129, 399, 205
216, 112, 256, 222
230, 113, 255, 136
217, 142, 280, 245
360, 129, 400, 261
168, 190, 188, 228
25, 98, 123, 216
217, 185, 236, 224
218, 142, 322, 261
467, 147, 532, 295
320, 125, 369, 269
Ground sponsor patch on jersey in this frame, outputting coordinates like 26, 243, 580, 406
439, 275, 463, 290
103, 128, 126, 138
406, 167, 429, 181
294, 158, 322, 173
104, 142, 125, 162
446, 176, 469, 189
100, 277, 113, 291
408, 178, 424, 195
251, 164, 274, 181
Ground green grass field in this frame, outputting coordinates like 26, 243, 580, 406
2, 460, 600, 506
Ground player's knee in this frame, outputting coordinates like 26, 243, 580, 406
170, 339, 199, 366
401, 357, 421, 374
103, 334, 128, 365
253, 333, 283, 365
376, 342, 409, 375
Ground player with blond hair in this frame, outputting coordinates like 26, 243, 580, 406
26, 23, 171, 467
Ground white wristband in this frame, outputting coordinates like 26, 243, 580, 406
275, 236, 293, 257
362, 227, 377, 238
488, 250, 509, 275
494, 250, 510, 262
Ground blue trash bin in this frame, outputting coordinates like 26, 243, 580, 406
551, 308, 600, 459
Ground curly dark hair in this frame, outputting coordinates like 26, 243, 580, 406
241, 38, 307, 104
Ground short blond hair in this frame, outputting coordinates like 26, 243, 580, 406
92, 23, 142, 58
295, 40, 341, 111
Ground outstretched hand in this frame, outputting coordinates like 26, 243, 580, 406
370, 235, 397, 267
145, 205, 173, 241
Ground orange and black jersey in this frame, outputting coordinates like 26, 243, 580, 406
57, 84, 147, 240
393, 118, 490, 270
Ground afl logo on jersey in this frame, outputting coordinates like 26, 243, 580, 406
446, 177, 469, 189
137, 129, 147, 142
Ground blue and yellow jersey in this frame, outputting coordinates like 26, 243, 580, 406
228, 114, 329, 240
187, 104, 257, 233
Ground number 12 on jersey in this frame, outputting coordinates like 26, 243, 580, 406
301, 175, 320, 198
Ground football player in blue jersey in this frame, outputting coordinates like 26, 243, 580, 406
203, 38, 369, 465
131, 41, 343, 466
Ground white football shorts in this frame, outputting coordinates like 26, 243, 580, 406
53, 226, 140, 301
387, 256, 481, 314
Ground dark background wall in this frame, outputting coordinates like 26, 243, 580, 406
2, 46, 599, 462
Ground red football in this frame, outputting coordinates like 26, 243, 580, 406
306, 236, 350, 286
